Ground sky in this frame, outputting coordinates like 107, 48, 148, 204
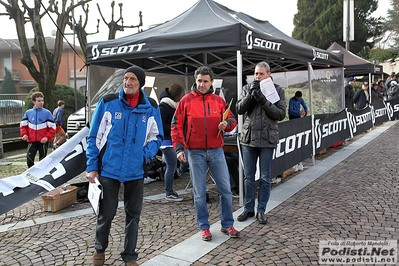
0, 0, 391, 44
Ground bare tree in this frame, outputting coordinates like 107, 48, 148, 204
97, 1, 142, 40
67, 0, 143, 101
67, 2, 99, 58
0, 0, 91, 109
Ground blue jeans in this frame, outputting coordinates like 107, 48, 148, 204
241, 145, 274, 214
161, 147, 177, 196
187, 147, 234, 229
95, 176, 143, 262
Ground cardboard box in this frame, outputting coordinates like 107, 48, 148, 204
41, 185, 78, 212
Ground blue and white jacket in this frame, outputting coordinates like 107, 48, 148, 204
86, 88, 163, 182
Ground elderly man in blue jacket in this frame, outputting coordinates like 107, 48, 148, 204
86, 66, 163, 266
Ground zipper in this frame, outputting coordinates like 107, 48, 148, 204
203, 95, 209, 149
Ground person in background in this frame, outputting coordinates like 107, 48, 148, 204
377, 79, 386, 100
344, 77, 355, 109
52, 100, 66, 149
353, 82, 369, 110
386, 72, 396, 90
171, 66, 240, 241
86, 65, 163, 266
236, 61, 286, 225
159, 83, 185, 201
288, 90, 308, 171
387, 80, 399, 101
288, 90, 308, 120
371, 82, 382, 103
20, 91, 56, 168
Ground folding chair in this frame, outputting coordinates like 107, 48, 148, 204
184, 167, 217, 192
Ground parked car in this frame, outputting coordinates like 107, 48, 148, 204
0, 99, 25, 108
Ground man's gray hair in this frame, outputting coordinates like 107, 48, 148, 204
194, 66, 214, 80
256, 61, 271, 72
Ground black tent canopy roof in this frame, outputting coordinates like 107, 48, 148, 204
86, 0, 343, 76
327, 42, 382, 77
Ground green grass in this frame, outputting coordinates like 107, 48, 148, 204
0, 149, 54, 179
0, 164, 27, 178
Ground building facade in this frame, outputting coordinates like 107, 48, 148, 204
0, 37, 85, 94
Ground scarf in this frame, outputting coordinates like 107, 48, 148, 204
160, 97, 178, 109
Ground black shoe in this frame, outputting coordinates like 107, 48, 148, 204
256, 212, 268, 224
237, 210, 255, 222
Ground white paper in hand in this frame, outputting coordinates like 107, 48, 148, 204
88, 177, 103, 215
260, 77, 280, 104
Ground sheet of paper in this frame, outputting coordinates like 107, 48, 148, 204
88, 177, 103, 215
260, 77, 280, 104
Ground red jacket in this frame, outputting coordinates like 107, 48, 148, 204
20, 107, 56, 143
171, 88, 236, 153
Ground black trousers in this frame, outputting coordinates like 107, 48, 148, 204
26, 142, 48, 168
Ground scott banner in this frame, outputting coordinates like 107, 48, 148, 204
271, 98, 398, 177
0, 127, 89, 215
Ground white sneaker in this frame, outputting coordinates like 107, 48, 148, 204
144, 177, 157, 184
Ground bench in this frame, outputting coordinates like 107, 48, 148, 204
1, 127, 21, 142
0, 126, 23, 158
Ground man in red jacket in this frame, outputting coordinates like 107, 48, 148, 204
171, 66, 240, 241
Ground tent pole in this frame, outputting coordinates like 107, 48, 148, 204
184, 65, 189, 94
236, 50, 244, 206
307, 62, 316, 166
369, 73, 372, 106
86, 66, 91, 126
341, 67, 345, 109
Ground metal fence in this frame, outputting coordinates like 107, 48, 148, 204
0, 94, 28, 124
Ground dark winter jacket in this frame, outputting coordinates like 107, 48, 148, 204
387, 85, 399, 100
353, 89, 369, 110
236, 82, 286, 148
344, 84, 354, 109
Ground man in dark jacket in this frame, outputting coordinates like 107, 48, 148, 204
236, 61, 286, 225
345, 77, 355, 109
353, 82, 369, 110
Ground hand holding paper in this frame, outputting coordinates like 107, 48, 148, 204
88, 177, 103, 215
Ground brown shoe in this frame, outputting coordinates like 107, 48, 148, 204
125, 260, 139, 266
93, 251, 105, 266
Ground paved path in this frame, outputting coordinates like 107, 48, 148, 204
0, 120, 397, 265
